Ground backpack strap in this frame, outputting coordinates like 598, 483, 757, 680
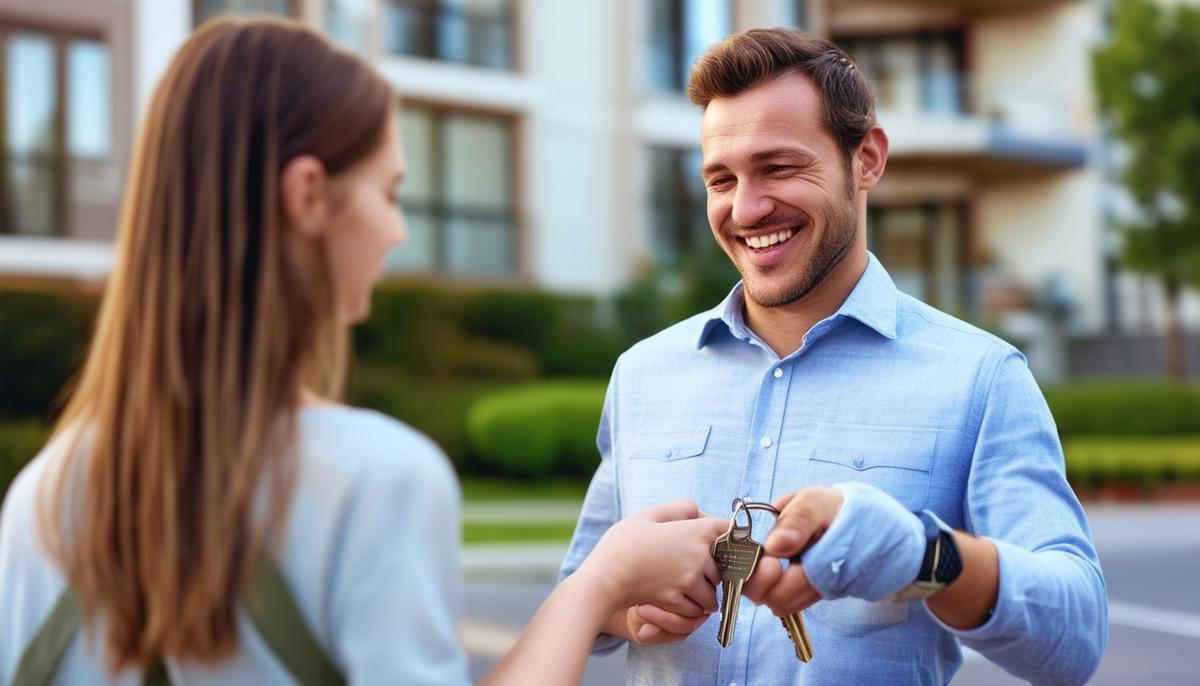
242, 554, 346, 686
9, 556, 343, 686
10, 589, 81, 686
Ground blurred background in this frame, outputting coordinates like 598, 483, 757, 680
0, 0, 1197, 683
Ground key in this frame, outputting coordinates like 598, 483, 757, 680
780, 611, 814, 662
710, 520, 762, 647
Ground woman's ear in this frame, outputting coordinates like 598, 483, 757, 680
280, 155, 329, 237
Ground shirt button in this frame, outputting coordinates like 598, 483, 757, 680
853, 456, 865, 468
773, 368, 783, 378
760, 436, 772, 449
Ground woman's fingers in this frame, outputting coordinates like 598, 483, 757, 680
637, 604, 710, 635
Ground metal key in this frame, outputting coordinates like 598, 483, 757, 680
714, 498, 815, 662
710, 516, 762, 647
781, 610, 814, 662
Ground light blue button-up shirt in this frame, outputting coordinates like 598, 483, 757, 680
560, 254, 1107, 685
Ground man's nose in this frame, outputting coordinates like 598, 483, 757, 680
731, 182, 775, 229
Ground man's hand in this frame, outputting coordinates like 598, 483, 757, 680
744, 483, 926, 613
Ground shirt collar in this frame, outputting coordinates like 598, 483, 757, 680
695, 252, 899, 349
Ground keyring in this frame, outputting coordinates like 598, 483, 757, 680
727, 497, 782, 540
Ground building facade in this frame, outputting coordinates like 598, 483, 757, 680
1, 0, 1195, 376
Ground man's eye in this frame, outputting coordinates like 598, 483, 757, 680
707, 177, 733, 189
766, 165, 795, 174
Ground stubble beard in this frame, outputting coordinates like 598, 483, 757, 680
728, 182, 860, 310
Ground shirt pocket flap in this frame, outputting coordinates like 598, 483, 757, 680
631, 425, 711, 461
810, 423, 936, 473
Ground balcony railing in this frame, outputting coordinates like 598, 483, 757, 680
869, 71, 1075, 137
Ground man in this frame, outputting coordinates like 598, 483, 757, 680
559, 28, 1107, 685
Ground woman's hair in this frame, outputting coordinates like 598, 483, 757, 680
39, 17, 393, 670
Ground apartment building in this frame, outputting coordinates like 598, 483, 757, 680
1, 0, 1192, 375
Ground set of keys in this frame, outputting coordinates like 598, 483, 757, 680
710, 497, 814, 662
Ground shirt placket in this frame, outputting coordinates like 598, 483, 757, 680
716, 357, 793, 686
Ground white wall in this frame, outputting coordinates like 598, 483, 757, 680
133, 0, 191, 119
977, 169, 1106, 332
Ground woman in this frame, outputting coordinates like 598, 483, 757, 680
0, 18, 722, 685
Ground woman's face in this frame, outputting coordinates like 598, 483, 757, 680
322, 112, 408, 323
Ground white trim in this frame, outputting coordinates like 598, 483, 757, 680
0, 237, 114, 280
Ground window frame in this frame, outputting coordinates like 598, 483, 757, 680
0, 20, 111, 237
382, 0, 517, 71
395, 100, 522, 278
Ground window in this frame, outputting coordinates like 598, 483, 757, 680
647, 0, 732, 92
325, 0, 371, 53
389, 104, 517, 277
1, 26, 112, 236
780, 0, 809, 31
646, 146, 707, 265
839, 32, 964, 116
194, 0, 296, 25
383, 0, 513, 69
868, 204, 967, 313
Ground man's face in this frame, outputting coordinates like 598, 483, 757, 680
701, 71, 860, 309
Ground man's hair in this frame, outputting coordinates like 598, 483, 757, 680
687, 28, 877, 161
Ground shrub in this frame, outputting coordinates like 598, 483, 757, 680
466, 381, 607, 478
0, 420, 49, 503
1063, 437, 1200, 487
0, 289, 98, 419
1044, 382, 1200, 437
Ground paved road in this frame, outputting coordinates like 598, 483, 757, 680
462, 504, 1200, 684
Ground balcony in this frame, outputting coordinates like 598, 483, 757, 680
874, 72, 1088, 179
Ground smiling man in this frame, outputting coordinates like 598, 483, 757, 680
559, 28, 1107, 686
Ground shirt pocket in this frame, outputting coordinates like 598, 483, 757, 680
805, 422, 937, 512
628, 425, 711, 461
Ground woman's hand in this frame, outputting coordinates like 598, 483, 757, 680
575, 499, 727, 617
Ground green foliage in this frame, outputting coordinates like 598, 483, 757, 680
1044, 382, 1200, 437
0, 290, 98, 419
1064, 437, 1200, 488
0, 420, 49, 503
1093, 0, 1200, 377
466, 381, 607, 478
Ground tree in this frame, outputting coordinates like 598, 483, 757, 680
1094, 0, 1200, 382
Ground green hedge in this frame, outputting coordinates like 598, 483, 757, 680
0, 420, 49, 503
1064, 436, 1200, 487
466, 381, 607, 478
1045, 382, 1200, 437
0, 289, 98, 419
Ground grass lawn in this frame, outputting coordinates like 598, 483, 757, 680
462, 521, 578, 544
460, 477, 588, 503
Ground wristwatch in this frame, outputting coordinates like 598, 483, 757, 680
892, 510, 963, 602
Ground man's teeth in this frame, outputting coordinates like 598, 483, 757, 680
744, 229, 795, 249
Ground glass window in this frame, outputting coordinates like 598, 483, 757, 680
384, 0, 513, 70
325, 0, 371, 54
67, 40, 111, 159
868, 203, 965, 312
4, 32, 59, 236
840, 32, 964, 116
646, 146, 707, 265
647, 0, 732, 92
195, 0, 294, 25
2, 27, 114, 237
388, 104, 516, 277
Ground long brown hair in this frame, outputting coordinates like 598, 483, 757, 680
39, 17, 393, 670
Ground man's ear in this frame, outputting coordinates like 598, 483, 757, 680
854, 126, 889, 192
280, 155, 329, 237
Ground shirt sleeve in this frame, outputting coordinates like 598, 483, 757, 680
327, 434, 472, 686
928, 350, 1108, 685
557, 358, 625, 655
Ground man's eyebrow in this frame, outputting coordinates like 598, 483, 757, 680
748, 147, 818, 165
702, 147, 819, 178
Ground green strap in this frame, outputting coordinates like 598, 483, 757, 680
241, 555, 345, 686
10, 589, 81, 686
10, 557, 343, 686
